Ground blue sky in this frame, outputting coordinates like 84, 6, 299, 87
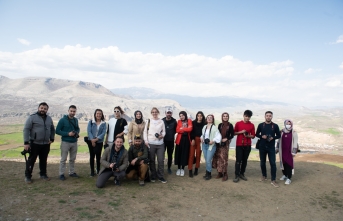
0, 0, 342, 107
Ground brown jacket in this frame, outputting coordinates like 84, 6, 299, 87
99, 146, 128, 174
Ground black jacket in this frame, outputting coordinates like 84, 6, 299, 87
162, 117, 177, 142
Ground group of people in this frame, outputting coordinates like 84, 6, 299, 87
23, 102, 298, 188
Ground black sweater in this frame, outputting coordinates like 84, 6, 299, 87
256, 122, 281, 148
191, 120, 206, 140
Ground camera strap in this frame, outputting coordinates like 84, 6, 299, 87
262, 122, 274, 133
203, 124, 213, 139
146, 119, 151, 141
68, 118, 79, 131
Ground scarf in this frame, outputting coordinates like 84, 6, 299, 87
220, 112, 230, 138
134, 110, 143, 124
282, 119, 293, 133
109, 145, 124, 165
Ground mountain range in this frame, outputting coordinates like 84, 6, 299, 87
110, 87, 286, 109
0, 76, 184, 123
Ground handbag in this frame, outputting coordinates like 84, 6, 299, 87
84, 136, 89, 143
255, 139, 260, 149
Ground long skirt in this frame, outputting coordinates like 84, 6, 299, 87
174, 135, 190, 167
212, 143, 229, 173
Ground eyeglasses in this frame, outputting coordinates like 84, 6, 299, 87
114, 110, 120, 113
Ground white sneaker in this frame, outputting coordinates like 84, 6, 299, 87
280, 175, 287, 181
180, 169, 185, 176
285, 179, 291, 185
176, 169, 181, 176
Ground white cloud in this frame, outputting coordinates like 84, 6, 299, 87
304, 68, 322, 74
0, 45, 341, 106
330, 35, 343, 44
325, 80, 341, 87
17, 38, 31, 46
340, 62, 343, 69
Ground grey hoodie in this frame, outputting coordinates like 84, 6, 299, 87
23, 112, 55, 145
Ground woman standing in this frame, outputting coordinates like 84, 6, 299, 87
87, 109, 107, 177
212, 112, 234, 181
105, 106, 128, 149
276, 119, 298, 185
174, 111, 193, 177
201, 114, 222, 180
188, 111, 206, 177
128, 110, 146, 146
143, 107, 167, 183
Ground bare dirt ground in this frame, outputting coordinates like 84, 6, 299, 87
0, 153, 342, 221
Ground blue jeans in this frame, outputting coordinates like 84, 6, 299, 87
259, 145, 277, 181
202, 143, 217, 172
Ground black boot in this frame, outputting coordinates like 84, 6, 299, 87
194, 168, 198, 176
205, 172, 212, 180
189, 170, 193, 178
203, 171, 208, 179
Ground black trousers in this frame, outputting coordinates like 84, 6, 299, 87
25, 143, 50, 178
282, 163, 293, 179
235, 145, 251, 176
87, 142, 103, 174
164, 140, 175, 169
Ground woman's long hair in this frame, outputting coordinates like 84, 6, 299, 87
93, 109, 105, 121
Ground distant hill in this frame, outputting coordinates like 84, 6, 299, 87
0, 76, 185, 123
111, 87, 286, 109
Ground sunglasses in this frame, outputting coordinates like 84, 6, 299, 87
114, 110, 120, 113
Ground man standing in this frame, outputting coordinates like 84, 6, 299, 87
56, 105, 80, 180
96, 136, 128, 188
126, 135, 149, 186
233, 110, 255, 183
256, 111, 281, 187
23, 102, 55, 184
162, 107, 177, 174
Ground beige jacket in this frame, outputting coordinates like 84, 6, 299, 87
127, 121, 146, 144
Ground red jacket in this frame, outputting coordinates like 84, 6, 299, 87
175, 119, 193, 145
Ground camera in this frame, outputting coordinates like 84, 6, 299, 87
114, 164, 118, 170
266, 134, 272, 142
220, 142, 226, 147
72, 131, 80, 138
21, 148, 30, 155
155, 133, 160, 138
204, 138, 210, 144
244, 131, 249, 136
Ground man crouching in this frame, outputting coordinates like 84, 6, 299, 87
126, 135, 149, 186
96, 136, 128, 188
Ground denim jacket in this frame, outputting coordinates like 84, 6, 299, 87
87, 120, 107, 143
